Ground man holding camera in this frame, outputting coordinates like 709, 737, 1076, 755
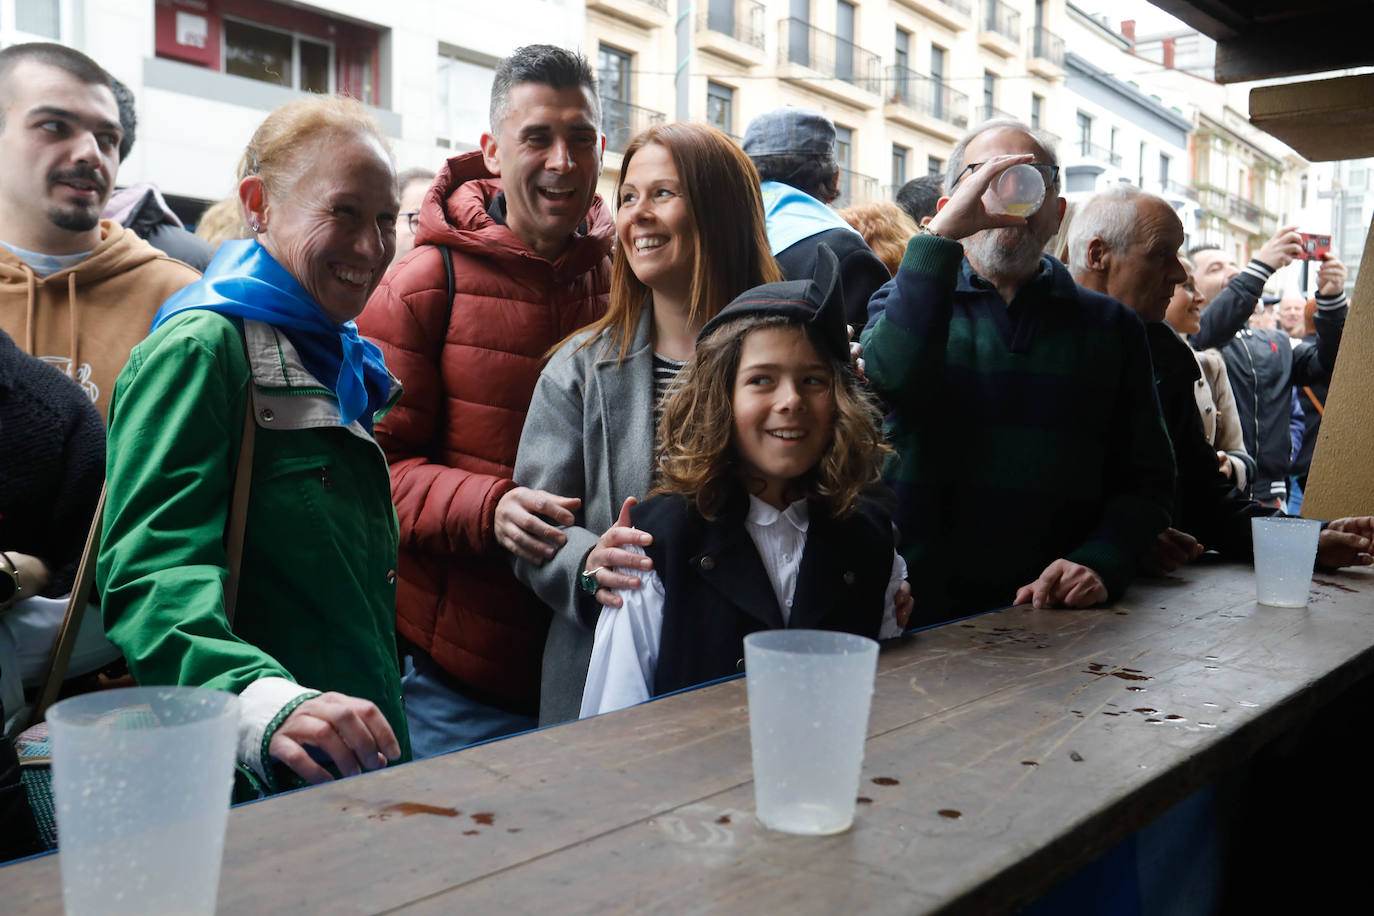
1188, 227, 1347, 508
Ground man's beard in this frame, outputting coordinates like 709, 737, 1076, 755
47, 202, 101, 233
963, 225, 1045, 281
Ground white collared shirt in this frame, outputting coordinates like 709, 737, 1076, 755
580, 495, 908, 718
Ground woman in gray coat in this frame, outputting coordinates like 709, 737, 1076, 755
506, 123, 780, 725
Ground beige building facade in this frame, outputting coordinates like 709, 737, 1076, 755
585, 0, 1069, 202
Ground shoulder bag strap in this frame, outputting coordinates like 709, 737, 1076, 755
1302, 385, 1325, 418
222, 387, 257, 626
29, 376, 258, 726
29, 487, 106, 727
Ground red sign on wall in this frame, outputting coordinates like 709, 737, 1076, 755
154, 0, 221, 70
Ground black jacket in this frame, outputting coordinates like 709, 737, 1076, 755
1189, 268, 1345, 501
633, 492, 891, 698
0, 329, 105, 596
1147, 323, 1279, 557
775, 227, 891, 332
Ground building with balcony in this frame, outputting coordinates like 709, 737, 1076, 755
1095, 5, 1319, 295
586, 0, 1069, 206
10, 0, 590, 222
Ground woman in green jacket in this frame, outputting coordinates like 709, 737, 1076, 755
98, 96, 408, 793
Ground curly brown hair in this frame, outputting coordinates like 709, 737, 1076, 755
838, 201, 915, 276
652, 316, 892, 519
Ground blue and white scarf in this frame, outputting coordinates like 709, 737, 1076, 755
152, 240, 390, 428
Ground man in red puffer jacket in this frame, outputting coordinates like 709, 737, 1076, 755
358, 45, 612, 756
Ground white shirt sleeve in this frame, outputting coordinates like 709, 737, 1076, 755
878, 549, 910, 640
579, 546, 666, 718
237, 676, 319, 781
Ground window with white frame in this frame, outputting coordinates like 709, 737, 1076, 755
1, 0, 67, 45
706, 81, 734, 136
223, 17, 331, 93
435, 47, 496, 150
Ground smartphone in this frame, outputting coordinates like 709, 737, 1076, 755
1299, 232, 1331, 260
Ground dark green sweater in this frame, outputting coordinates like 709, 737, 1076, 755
861, 235, 1175, 623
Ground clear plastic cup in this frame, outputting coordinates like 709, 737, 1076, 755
1252, 517, 1323, 607
744, 630, 879, 835
983, 162, 1047, 216
48, 686, 240, 915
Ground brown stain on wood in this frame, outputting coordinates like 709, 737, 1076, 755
1314, 578, 1359, 593
471, 812, 495, 825
872, 777, 900, 786
938, 809, 962, 819
715, 815, 731, 824
856, 796, 873, 804
378, 803, 459, 818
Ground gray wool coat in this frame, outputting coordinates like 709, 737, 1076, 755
512, 308, 657, 726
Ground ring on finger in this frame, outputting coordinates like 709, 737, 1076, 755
579, 565, 605, 596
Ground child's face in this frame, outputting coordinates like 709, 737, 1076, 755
732, 326, 836, 510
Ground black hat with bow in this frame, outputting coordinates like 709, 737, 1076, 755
697, 244, 848, 360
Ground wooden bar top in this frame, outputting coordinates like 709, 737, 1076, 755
6, 561, 1373, 914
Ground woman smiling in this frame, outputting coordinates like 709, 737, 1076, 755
97, 96, 408, 793
507, 123, 781, 725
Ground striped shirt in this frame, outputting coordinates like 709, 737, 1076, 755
652, 352, 686, 432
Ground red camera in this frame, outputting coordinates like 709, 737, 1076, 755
1299, 232, 1331, 261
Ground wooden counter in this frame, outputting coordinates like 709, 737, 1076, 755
6, 561, 1373, 914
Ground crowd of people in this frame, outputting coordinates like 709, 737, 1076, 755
1, 39, 1372, 861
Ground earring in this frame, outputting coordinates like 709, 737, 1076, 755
249, 219, 261, 233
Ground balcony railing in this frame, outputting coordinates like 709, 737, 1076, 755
1229, 194, 1262, 224
696, 0, 766, 50
983, 0, 1021, 44
779, 18, 881, 94
1162, 179, 1198, 201
1029, 27, 1064, 66
601, 97, 667, 155
1079, 141, 1123, 168
939, 0, 972, 14
886, 66, 968, 129
836, 167, 879, 209
977, 103, 1014, 123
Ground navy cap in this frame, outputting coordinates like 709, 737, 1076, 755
698, 244, 848, 360
742, 108, 836, 159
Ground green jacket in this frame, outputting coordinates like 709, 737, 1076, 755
98, 311, 410, 783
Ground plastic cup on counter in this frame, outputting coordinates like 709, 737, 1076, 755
1252, 517, 1323, 607
744, 629, 879, 835
48, 686, 239, 915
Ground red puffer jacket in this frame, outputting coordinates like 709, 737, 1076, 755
358, 151, 613, 713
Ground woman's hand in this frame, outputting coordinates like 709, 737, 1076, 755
268, 692, 402, 785
495, 487, 580, 564
583, 498, 653, 609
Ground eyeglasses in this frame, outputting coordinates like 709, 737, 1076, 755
401, 211, 420, 233
952, 161, 1060, 190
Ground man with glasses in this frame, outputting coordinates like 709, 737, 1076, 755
393, 167, 435, 259
861, 121, 1175, 624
